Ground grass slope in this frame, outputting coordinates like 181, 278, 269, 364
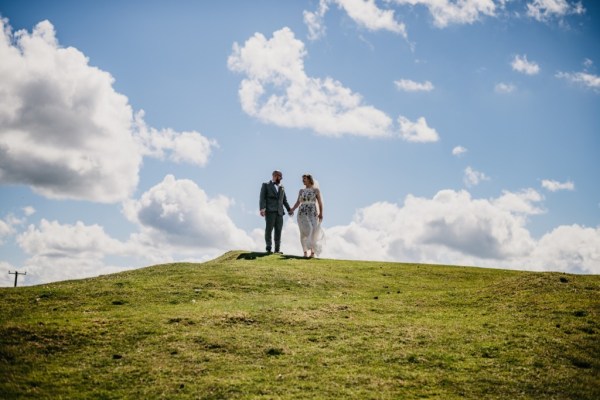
1, 251, 599, 399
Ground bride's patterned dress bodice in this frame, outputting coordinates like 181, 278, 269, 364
298, 188, 317, 217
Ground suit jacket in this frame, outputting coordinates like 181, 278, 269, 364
260, 181, 291, 216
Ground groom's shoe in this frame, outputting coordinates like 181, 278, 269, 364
274, 248, 283, 254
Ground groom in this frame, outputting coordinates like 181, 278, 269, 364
260, 170, 292, 254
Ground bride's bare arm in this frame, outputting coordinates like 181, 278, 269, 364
316, 189, 323, 220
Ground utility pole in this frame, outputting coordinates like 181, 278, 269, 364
8, 271, 26, 288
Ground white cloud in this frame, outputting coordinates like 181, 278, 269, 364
323, 189, 539, 262
18, 219, 125, 259
304, 1, 329, 40
22, 206, 36, 216
228, 27, 411, 139
464, 166, 490, 187
320, 189, 600, 274
390, 0, 497, 28
397, 116, 439, 142
0, 207, 35, 244
0, 220, 11, 243
511, 54, 540, 75
556, 71, 600, 91
492, 188, 545, 215
452, 146, 468, 156
541, 179, 575, 192
303, 0, 407, 40
528, 224, 599, 274
335, 0, 407, 37
16, 219, 129, 284
133, 111, 218, 166
395, 79, 434, 92
123, 175, 254, 252
495, 82, 516, 93
304, 0, 585, 38
7, 183, 600, 285
0, 261, 17, 287
0, 19, 216, 203
526, 0, 585, 22
0, 19, 140, 203
9, 175, 254, 286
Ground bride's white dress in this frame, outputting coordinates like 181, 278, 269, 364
297, 188, 324, 256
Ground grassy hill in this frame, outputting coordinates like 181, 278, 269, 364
1, 251, 598, 399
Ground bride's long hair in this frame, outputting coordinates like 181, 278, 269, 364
303, 173, 315, 188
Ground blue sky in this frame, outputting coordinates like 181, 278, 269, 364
1, 0, 599, 286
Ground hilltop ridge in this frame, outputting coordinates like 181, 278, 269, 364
1, 251, 599, 399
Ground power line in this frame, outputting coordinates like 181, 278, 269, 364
8, 271, 26, 288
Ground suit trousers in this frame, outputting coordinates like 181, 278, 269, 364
265, 211, 283, 251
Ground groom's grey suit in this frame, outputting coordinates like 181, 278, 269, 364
260, 181, 291, 252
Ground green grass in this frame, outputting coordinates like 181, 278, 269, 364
1, 251, 598, 399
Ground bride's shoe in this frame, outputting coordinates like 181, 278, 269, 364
309, 251, 315, 258
303, 251, 308, 258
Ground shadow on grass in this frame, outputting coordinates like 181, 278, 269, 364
236, 252, 316, 261
236, 252, 273, 260
282, 254, 316, 260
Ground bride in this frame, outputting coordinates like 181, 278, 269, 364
289, 174, 324, 258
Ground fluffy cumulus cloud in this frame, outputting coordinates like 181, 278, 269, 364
334, 0, 407, 36
556, 58, 600, 91
7, 184, 600, 285
133, 111, 218, 166
0, 19, 140, 202
452, 146, 468, 156
495, 82, 516, 93
511, 54, 540, 75
526, 0, 585, 22
304, 0, 407, 40
0, 219, 12, 243
17, 219, 129, 284
556, 71, 600, 91
397, 116, 439, 142
389, 0, 497, 28
304, 0, 585, 38
303, 0, 330, 40
18, 219, 124, 257
395, 79, 434, 92
324, 190, 538, 262
22, 206, 36, 216
464, 166, 490, 187
0, 208, 34, 244
10, 176, 254, 285
227, 27, 391, 138
306, 0, 497, 33
528, 225, 600, 274
228, 27, 434, 140
541, 179, 575, 192
320, 189, 599, 274
123, 175, 253, 252
0, 19, 216, 203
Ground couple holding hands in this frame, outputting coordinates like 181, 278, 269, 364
259, 170, 324, 258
